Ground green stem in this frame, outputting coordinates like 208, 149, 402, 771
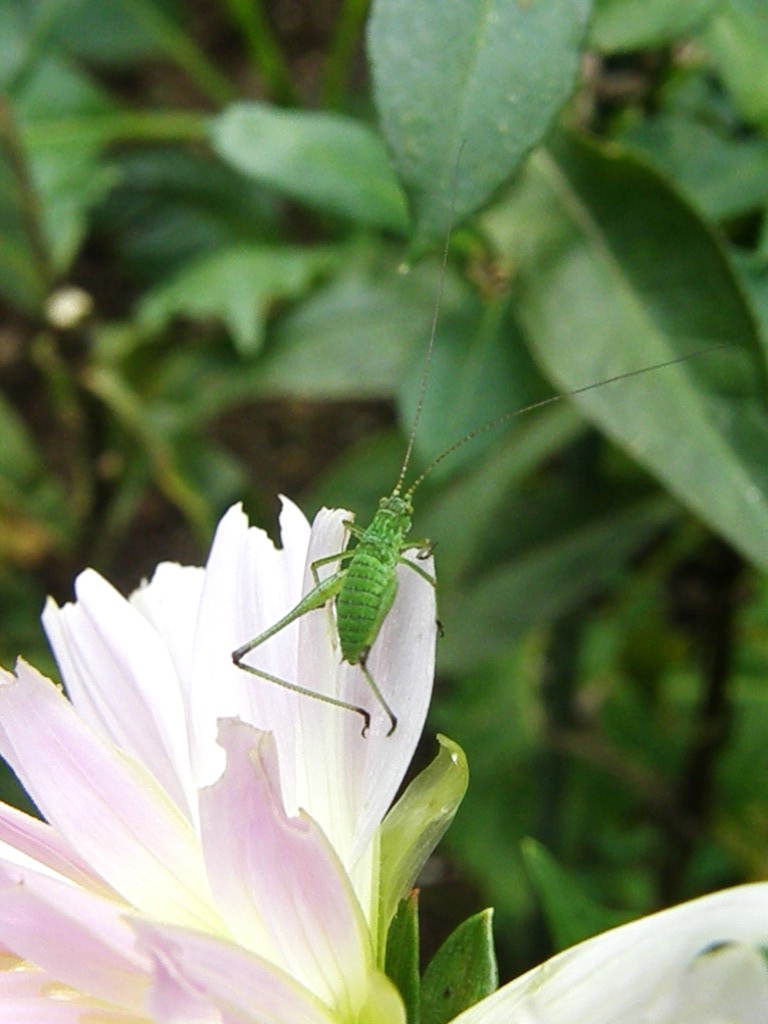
221, 0, 297, 104
84, 366, 214, 543
117, 0, 236, 106
0, 96, 51, 309
22, 110, 209, 151
30, 332, 94, 524
321, 0, 371, 109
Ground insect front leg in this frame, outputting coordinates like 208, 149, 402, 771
398, 555, 436, 587
310, 548, 354, 586
358, 649, 398, 737
231, 570, 374, 735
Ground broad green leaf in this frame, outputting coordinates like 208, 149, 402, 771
367, 0, 591, 250
0, 98, 50, 312
261, 252, 470, 398
421, 910, 497, 1024
379, 736, 468, 953
736, 252, 768, 342
621, 113, 768, 220
485, 133, 768, 571
439, 487, 677, 672
521, 838, 629, 950
385, 892, 420, 1024
211, 102, 408, 232
5, 54, 116, 286
591, 0, 717, 51
0, 1, 29, 88
397, 297, 549, 481
50, 0, 180, 65
97, 147, 278, 282
415, 404, 585, 582
138, 243, 339, 354
701, 0, 768, 128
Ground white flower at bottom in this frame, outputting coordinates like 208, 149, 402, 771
0, 500, 437, 1023
454, 883, 768, 1024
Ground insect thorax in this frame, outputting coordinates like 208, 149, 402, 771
360, 493, 412, 551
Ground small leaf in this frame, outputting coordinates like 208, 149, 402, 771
701, 0, 768, 128
98, 147, 278, 282
378, 735, 468, 953
262, 252, 469, 398
367, 0, 591, 249
16, 54, 117, 271
439, 488, 677, 672
138, 243, 339, 354
50, 0, 183, 66
421, 909, 497, 1024
385, 892, 420, 1024
591, 0, 718, 52
521, 838, 629, 950
621, 113, 768, 220
211, 101, 408, 232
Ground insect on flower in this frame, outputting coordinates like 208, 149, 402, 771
231, 223, 727, 737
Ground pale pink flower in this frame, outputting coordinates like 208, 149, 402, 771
0, 501, 437, 1023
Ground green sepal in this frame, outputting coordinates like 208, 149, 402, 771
378, 735, 468, 954
385, 890, 421, 1024
421, 909, 498, 1024
521, 838, 630, 949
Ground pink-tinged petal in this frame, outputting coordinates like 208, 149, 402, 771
0, 801, 112, 894
134, 920, 336, 1024
0, 863, 148, 1010
0, 969, 138, 1024
200, 721, 372, 1015
453, 883, 768, 1024
186, 503, 313, 789
0, 662, 220, 932
43, 569, 194, 818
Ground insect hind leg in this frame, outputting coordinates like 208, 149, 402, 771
358, 649, 398, 736
234, 657, 372, 736
231, 569, 372, 736
398, 555, 436, 587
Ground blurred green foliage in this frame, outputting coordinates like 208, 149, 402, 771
2, 0, 768, 985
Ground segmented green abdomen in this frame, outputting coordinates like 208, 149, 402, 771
336, 543, 399, 663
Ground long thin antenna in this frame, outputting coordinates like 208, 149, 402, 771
404, 343, 727, 499
394, 145, 466, 495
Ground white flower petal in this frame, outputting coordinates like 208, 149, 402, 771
288, 511, 436, 885
0, 662, 220, 932
455, 883, 768, 1024
129, 562, 205, 698
43, 569, 194, 817
186, 503, 310, 789
647, 940, 768, 1023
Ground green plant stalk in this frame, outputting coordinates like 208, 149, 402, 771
321, 0, 370, 109
117, 0, 236, 106
30, 333, 95, 525
83, 366, 214, 543
221, 0, 297, 105
0, 96, 52, 299
22, 111, 209, 151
